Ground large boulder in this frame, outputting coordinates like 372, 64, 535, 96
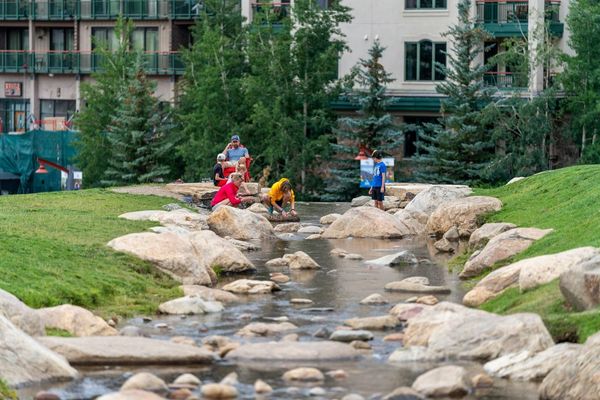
539, 332, 600, 400
404, 185, 472, 216
385, 277, 450, 294
180, 285, 239, 303
158, 296, 224, 315
484, 343, 581, 381
282, 251, 320, 270
225, 341, 360, 362
460, 228, 553, 279
389, 302, 553, 362
119, 209, 207, 231
559, 254, 600, 311
411, 365, 471, 398
344, 315, 400, 330
188, 231, 255, 273
426, 196, 503, 237
221, 279, 281, 294
350, 196, 371, 207
0, 289, 45, 336
468, 222, 517, 249
393, 209, 428, 236
37, 336, 215, 365
320, 213, 342, 225
462, 262, 523, 307
107, 232, 215, 286
207, 206, 275, 240
36, 304, 118, 336
0, 315, 78, 387
322, 207, 411, 239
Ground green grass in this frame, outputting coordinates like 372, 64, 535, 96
45, 327, 74, 337
0, 189, 182, 317
0, 379, 17, 399
473, 165, 600, 342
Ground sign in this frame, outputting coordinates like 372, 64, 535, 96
360, 158, 395, 189
4, 82, 22, 97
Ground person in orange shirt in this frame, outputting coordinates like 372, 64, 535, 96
262, 178, 297, 217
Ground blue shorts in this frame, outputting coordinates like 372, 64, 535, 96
371, 187, 384, 201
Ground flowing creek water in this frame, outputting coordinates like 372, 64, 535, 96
22, 203, 540, 399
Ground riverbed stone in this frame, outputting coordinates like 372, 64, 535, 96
330, 330, 374, 342
207, 206, 275, 240
344, 315, 400, 330
180, 285, 239, 303
291, 298, 314, 305
298, 225, 324, 234
156, 209, 208, 231
306, 234, 321, 240
0, 315, 78, 387
173, 373, 201, 387
484, 343, 581, 381
38, 336, 216, 365
426, 196, 503, 237
283, 367, 324, 382
224, 237, 260, 252
390, 302, 553, 362
320, 213, 342, 224
412, 365, 470, 398
462, 261, 531, 307
107, 232, 216, 286
460, 227, 553, 279
158, 295, 224, 315
385, 278, 450, 294
388, 304, 430, 321
225, 341, 360, 361
188, 231, 256, 273
365, 251, 418, 267
404, 185, 472, 216
539, 332, 600, 400
393, 209, 429, 236
201, 383, 238, 399
416, 295, 438, 305
283, 251, 320, 270
383, 386, 424, 400
97, 390, 165, 400
559, 254, 600, 311
254, 379, 273, 394
270, 273, 290, 283
360, 293, 388, 305
236, 322, 297, 337
322, 207, 410, 239
247, 203, 269, 214
121, 372, 168, 394
36, 304, 118, 337
222, 279, 281, 294
0, 289, 45, 336
433, 237, 456, 253
468, 222, 517, 249
350, 196, 371, 207
274, 223, 301, 233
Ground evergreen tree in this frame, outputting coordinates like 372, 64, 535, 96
326, 40, 403, 200
103, 61, 174, 185
414, 0, 495, 185
176, 0, 247, 181
74, 17, 137, 186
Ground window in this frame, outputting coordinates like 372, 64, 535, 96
405, 0, 446, 9
405, 41, 446, 81
92, 27, 118, 50
403, 116, 438, 158
40, 100, 76, 122
50, 29, 74, 51
92, 27, 157, 51
0, 28, 29, 50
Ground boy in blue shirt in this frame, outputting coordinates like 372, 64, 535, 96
369, 150, 386, 210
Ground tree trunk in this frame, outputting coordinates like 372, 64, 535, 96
582, 126, 587, 156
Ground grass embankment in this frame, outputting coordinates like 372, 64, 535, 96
0, 189, 181, 317
470, 165, 600, 342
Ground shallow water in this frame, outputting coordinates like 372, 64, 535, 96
23, 203, 540, 399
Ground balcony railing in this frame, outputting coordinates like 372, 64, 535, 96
0, 0, 200, 20
476, 0, 561, 24
251, 2, 291, 24
0, 50, 185, 75
484, 71, 528, 89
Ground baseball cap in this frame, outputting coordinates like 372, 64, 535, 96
372, 150, 382, 159
217, 153, 226, 161
231, 135, 240, 141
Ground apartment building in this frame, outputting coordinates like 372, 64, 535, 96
0, 0, 196, 133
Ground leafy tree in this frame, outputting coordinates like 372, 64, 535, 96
74, 16, 138, 186
103, 62, 174, 185
560, 0, 600, 160
176, 0, 247, 181
414, 0, 495, 185
325, 40, 403, 200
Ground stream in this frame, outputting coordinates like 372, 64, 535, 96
21, 203, 540, 400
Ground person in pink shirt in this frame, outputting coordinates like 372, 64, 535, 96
210, 173, 255, 209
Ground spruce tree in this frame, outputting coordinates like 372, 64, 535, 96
326, 40, 403, 200
414, 0, 495, 185
103, 61, 173, 185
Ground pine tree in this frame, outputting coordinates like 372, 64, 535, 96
326, 40, 403, 200
103, 61, 173, 185
414, 0, 495, 185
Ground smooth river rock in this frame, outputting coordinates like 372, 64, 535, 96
120, 209, 207, 231
412, 365, 471, 398
283, 251, 320, 270
426, 196, 503, 237
0, 315, 77, 387
320, 213, 342, 224
460, 227, 553, 279
236, 322, 297, 337
282, 367, 324, 382
0, 288, 45, 336
559, 254, 600, 311
404, 185, 472, 216
180, 285, 239, 303
207, 206, 275, 240
365, 251, 418, 267
201, 383, 238, 399
225, 341, 360, 361
188, 230, 256, 273
37, 336, 215, 365
468, 222, 517, 249
385, 278, 451, 294
158, 295, 224, 315
330, 330, 374, 342
360, 293, 388, 305
120, 372, 168, 394
36, 304, 118, 336
97, 390, 165, 400
221, 279, 281, 294
344, 315, 400, 330
322, 207, 410, 239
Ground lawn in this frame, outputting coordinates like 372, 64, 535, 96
472, 165, 600, 342
0, 189, 181, 317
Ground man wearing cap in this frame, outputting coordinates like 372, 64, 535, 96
223, 135, 249, 162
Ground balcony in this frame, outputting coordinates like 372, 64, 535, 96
251, 2, 291, 26
0, 0, 200, 20
476, 1, 564, 38
0, 50, 184, 75
483, 71, 528, 90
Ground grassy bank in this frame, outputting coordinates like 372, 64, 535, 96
0, 189, 181, 317
473, 165, 600, 342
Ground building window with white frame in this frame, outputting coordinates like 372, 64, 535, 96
405, 40, 446, 81
405, 0, 447, 9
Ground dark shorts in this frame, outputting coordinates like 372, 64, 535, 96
371, 187, 384, 201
